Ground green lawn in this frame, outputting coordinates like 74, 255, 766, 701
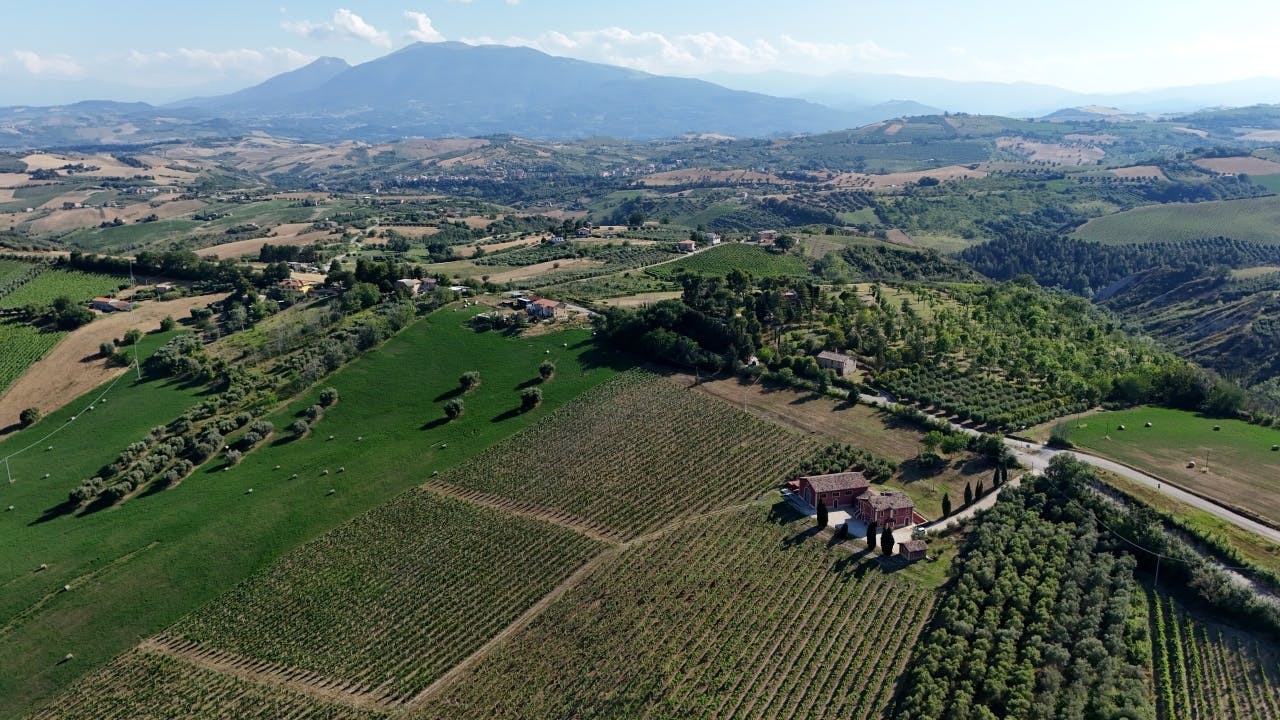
648, 243, 812, 279
1072, 195, 1280, 245
1063, 406, 1280, 525
0, 308, 630, 719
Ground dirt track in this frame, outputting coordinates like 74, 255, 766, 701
0, 293, 227, 433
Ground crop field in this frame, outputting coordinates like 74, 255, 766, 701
167, 490, 604, 704
649, 243, 811, 279
0, 269, 126, 309
0, 311, 628, 719
1063, 406, 1280, 526
1146, 589, 1280, 719
1073, 196, 1280, 246
433, 370, 826, 539
0, 320, 63, 396
413, 504, 934, 719
29, 649, 383, 720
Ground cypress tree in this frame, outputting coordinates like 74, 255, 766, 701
976, 480, 985, 498
880, 526, 895, 557
941, 493, 952, 517
867, 521, 878, 551
964, 481, 974, 506
816, 499, 828, 529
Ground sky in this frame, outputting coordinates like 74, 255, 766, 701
3, 0, 1280, 105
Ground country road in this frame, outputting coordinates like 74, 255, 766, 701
857, 393, 1280, 545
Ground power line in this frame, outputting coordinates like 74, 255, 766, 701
0, 365, 136, 469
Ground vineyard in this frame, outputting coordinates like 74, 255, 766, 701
877, 365, 1082, 430
0, 320, 62, 395
167, 489, 604, 704
1146, 589, 1280, 719
413, 504, 934, 719
0, 269, 127, 309
29, 650, 384, 720
0, 259, 46, 298
648, 243, 812, 279
433, 370, 826, 539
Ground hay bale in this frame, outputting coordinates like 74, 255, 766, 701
1187, 461, 1196, 468
1145, 422, 1152, 428
1213, 425, 1221, 431
245, 488, 253, 494
62, 584, 71, 592
1118, 424, 1126, 431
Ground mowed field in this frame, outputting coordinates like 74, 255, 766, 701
0, 293, 228, 432
0, 268, 126, 310
1073, 196, 1280, 245
0, 310, 629, 719
1064, 406, 1280, 526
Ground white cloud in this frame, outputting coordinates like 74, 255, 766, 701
461, 28, 900, 77
124, 47, 314, 79
404, 11, 445, 43
11, 50, 84, 77
283, 9, 391, 47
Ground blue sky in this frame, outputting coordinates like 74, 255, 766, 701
3, 0, 1279, 104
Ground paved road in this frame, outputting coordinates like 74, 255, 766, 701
857, 393, 1280, 545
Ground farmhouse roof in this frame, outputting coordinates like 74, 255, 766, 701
817, 351, 854, 363
861, 490, 914, 511
531, 298, 565, 309
902, 540, 927, 552
798, 471, 869, 493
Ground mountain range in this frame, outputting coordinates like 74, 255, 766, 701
1, 40, 1279, 149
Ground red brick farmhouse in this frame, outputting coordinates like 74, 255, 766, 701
790, 472, 918, 528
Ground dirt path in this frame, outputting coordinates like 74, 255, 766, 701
0, 293, 227, 433
139, 636, 400, 713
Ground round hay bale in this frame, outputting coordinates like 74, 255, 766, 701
1145, 422, 1152, 428
1213, 425, 1221, 431
42, 473, 49, 479
290, 473, 298, 479
1118, 424, 1126, 431
1187, 461, 1196, 468
327, 488, 336, 495
245, 488, 253, 494
337, 467, 345, 473
62, 584, 71, 592
1272, 444, 1278, 452
6, 505, 13, 512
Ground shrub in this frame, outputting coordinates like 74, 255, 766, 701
539, 360, 556, 380
460, 371, 481, 391
319, 387, 339, 407
159, 315, 176, 332
305, 404, 324, 421
18, 407, 41, 428
290, 419, 308, 435
520, 386, 543, 411
225, 449, 243, 466
99, 341, 116, 358
444, 398, 465, 420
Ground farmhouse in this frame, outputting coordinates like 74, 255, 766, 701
278, 278, 312, 294
576, 227, 592, 238
856, 489, 915, 529
676, 239, 697, 253
90, 297, 133, 313
793, 472, 870, 510
816, 351, 857, 377
756, 229, 779, 244
705, 232, 722, 245
901, 539, 927, 562
527, 297, 568, 320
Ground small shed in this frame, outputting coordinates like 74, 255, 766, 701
901, 539, 927, 562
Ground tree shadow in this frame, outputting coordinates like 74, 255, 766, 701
76, 494, 119, 517
782, 525, 822, 547
765, 500, 804, 525
0, 421, 21, 436
514, 377, 542, 390
271, 433, 303, 447
434, 386, 464, 402
490, 407, 525, 423
788, 392, 823, 406
574, 344, 637, 373
421, 417, 449, 431
29, 498, 79, 526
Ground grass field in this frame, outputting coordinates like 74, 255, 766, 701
412, 503, 935, 719
648, 243, 812, 279
1062, 406, 1280, 526
432, 370, 826, 539
1145, 588, 1280, 719
168, 490, 604, 703
62, 218, 203, 253
1073, 196, 1280, 245
0, 269, 127, 309
0, 310, 629, 719
0, 321, 63, 397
